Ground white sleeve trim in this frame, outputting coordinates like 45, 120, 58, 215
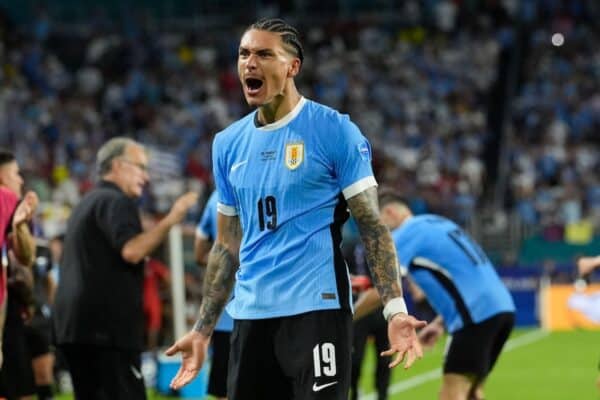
217, 202, 238, 216
342, 176, 378, 200
382, 297, 408, 321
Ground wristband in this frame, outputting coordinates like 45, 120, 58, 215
382, 297, 408, 322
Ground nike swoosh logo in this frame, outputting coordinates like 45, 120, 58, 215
312, 381, 338, 392
130, 365, 143, 380
230, 160, 248, 172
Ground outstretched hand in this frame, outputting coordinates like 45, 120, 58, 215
381, 313, 427, 369
165, 330, 210, 390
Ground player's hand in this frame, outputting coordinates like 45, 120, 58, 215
12, 199, 34, 227
577, 257, 599, 277
382, 313, 427, 369
417, 321, 443, 350
22, 191, 39, 212
169, 191, 199, 223
165, 330, 210, 390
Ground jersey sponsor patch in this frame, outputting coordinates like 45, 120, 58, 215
357, 140, 371, 161
285, 142, 304, 170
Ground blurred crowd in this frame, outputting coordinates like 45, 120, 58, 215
0, 3, 597, 394
0, 2, 516, 239
0, 2, 596, 246
506, 24, 600, 240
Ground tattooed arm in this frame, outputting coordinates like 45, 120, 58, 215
347, 187, 426, 369
347, 187, 402, 305
194, 214, 241, 336
166, 213, 241, 389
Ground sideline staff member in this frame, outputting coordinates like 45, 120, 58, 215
54, 137, 197, 400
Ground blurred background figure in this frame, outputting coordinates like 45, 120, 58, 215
143, 255, 170, 351
355, 191, 515, 400
0, 149, 39, 400
53, 138, 197, 400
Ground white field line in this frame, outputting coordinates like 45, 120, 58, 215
359, 329, 550, 400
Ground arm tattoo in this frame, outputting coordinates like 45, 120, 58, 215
347, 187, 403, 305
194, 216, 241, 336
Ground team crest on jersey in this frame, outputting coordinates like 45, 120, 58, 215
285, 142, 304, 170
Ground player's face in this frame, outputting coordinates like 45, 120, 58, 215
0, 161, 24, 197
238, 29, 298, 107
116, 145, 149, 198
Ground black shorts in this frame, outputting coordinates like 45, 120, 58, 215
58, 343, 146, 400
228, 309, 352, 400
208, 330, 231, 398
0, 318, 36, 398
24, 322, 51, 358
444, 312, 514, 380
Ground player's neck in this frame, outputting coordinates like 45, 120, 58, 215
257, 86, 301, 125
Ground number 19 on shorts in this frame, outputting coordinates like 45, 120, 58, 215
313, 343, 336, 377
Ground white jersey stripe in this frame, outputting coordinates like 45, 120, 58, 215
342, 176, 378, 200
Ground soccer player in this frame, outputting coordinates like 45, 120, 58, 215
194, 190, 233, 400
355, 191, 515, 400
166, 18, 426, 399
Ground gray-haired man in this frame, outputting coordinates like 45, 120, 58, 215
54, 137, 197, 400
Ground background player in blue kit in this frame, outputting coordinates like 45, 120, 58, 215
355, 191, 515, 400
194, 190, 233, 400
166, 18, 426, 399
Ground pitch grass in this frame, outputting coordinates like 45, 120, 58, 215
356, 328, 598, 400
56, 329, 598, 400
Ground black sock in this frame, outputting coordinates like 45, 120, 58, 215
37, 384, 54, 400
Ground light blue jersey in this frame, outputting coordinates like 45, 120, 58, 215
196, 191, 234, 332
212, 97, 377, 319
392, 215, 515, 333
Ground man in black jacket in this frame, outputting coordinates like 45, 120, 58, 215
53, 137, 197, 400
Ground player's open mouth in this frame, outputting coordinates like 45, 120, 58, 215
245, 78, 263, 94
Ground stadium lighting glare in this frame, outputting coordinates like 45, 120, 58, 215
551, 32, 564, 47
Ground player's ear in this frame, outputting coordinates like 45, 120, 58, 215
288, 58, 301, 78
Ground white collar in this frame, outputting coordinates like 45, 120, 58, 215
256, 97, 307, 131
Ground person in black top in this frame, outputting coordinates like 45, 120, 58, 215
53, 137, 197, 400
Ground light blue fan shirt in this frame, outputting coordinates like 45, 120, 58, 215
212, 97, 377, 319
392, 215, 515, 333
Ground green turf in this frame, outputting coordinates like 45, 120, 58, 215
56, 329, 599, 399
357, 329, 599, 400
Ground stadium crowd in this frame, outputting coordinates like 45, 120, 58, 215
0, 0, 598, 397
506, 25, 600, 235
0, 2, 507, 236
